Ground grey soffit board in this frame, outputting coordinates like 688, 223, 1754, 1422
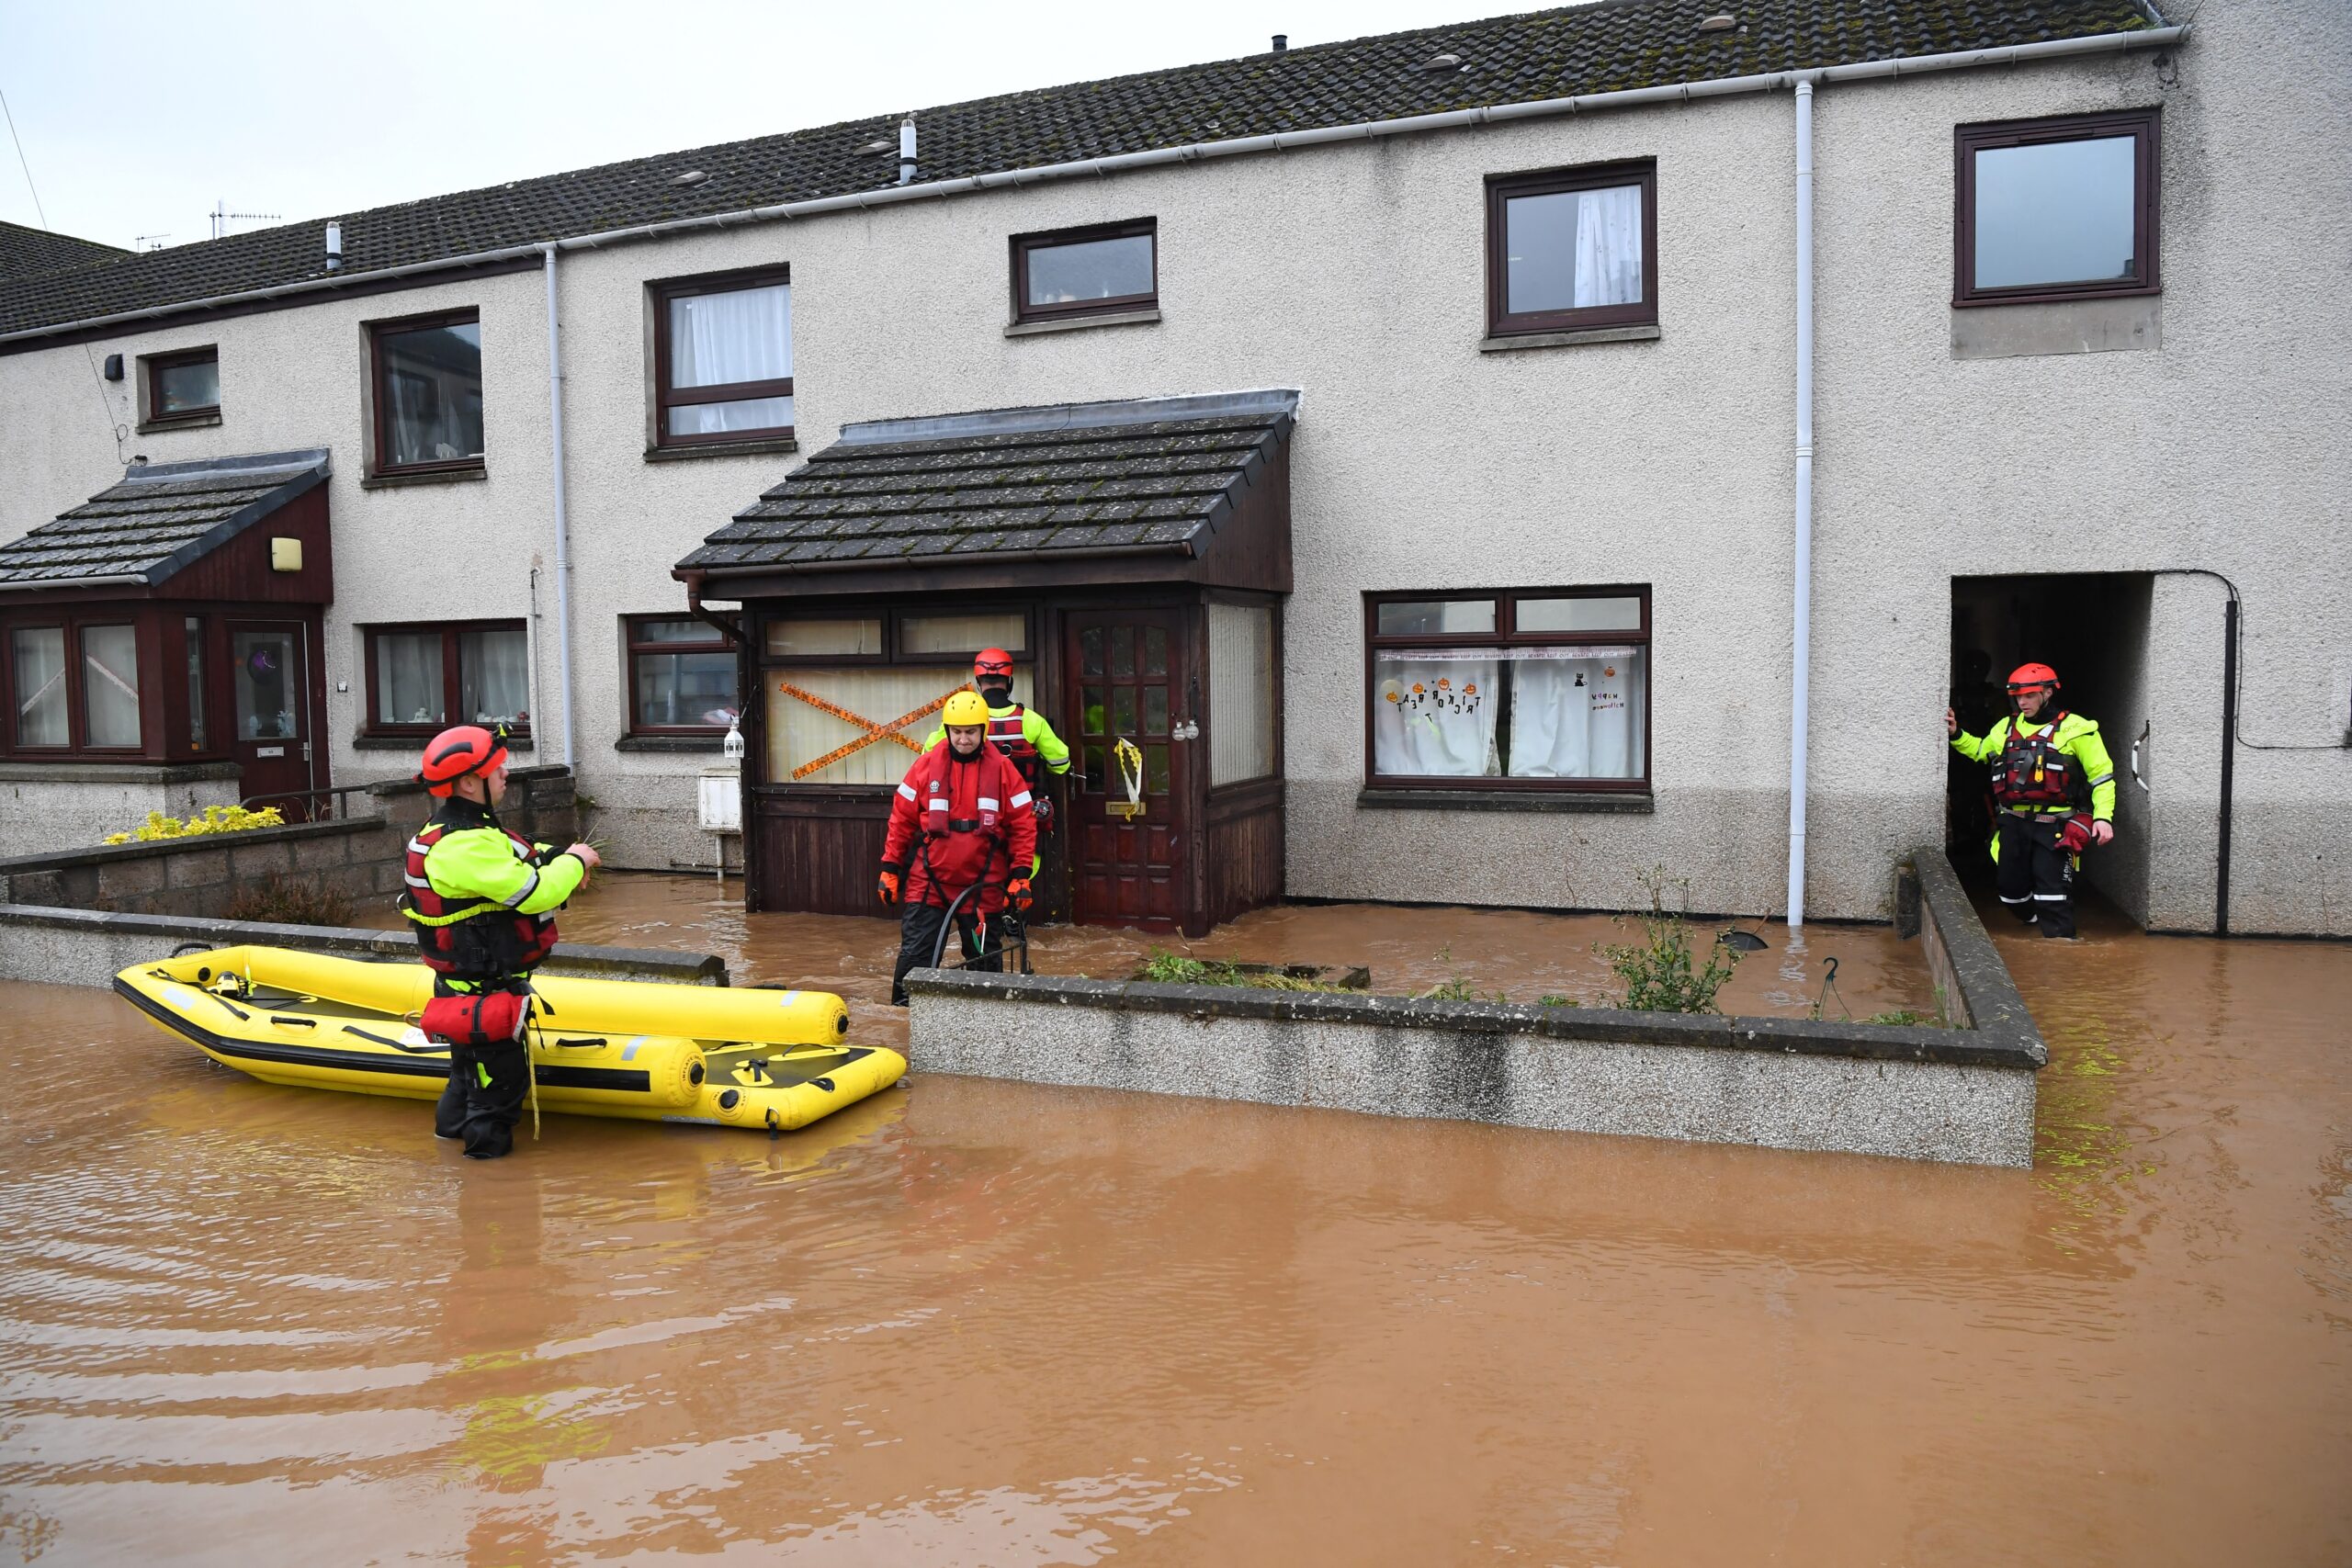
0, 449, 328, 589
682, 400, 1292, 572
0, 0, 2165, 338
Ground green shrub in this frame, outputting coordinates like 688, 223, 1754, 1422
1598, 868, 1742, 1014
223, 874, 351, 928
104, 804, 282, 845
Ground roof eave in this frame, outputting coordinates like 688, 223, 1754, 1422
0, 22, 2189, 352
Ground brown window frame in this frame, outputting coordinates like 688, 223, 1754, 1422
143, 346, 220, 424
625, 614, 740, 736
1485, 161, 1659, 337
1953, 108, 2161, 308
367, 307, 485, 479
651, 266, 794, 450
1363, 586, 1653, 795
1009, 219, 1159, 324
0, 613, 156, 759
360, 619, 529, 740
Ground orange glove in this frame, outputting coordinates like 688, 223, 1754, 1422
876, 869, 900, 907
1006, 876, 1033, 912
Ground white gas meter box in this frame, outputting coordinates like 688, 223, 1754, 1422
697, 766, 741, 833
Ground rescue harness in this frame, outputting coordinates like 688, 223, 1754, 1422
1990, 713, 2083, 814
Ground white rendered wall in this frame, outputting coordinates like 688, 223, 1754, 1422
0, 0, 2344, 928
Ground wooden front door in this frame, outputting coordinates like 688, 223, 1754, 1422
1066, 607, 1190, 930
229, 621, 315, 819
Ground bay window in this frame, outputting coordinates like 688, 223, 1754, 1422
1366, 588, 1648, 791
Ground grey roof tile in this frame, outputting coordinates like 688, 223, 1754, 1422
682, 395, 1292, 572
0, 450, 328, 590
1, 0, 2161, 339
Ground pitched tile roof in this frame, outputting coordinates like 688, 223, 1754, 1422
0, 219, 129, 285
0, 0, 2164, 341
0, 450, 327, 589
682, 392, 1296, 575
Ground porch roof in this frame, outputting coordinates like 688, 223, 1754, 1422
681, 390, 1296, 593
0, 449, 329, 593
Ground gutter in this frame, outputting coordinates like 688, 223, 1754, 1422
0, 24, 2187, 350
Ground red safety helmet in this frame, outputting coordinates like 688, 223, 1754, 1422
417, 724, 508, 798
973, 648, 1015, 679
2005, 661, 2061, 694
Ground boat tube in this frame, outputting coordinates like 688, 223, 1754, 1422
114, 946, 903, 1134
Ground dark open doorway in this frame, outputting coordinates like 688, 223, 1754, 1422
1949, 573, 2153, 925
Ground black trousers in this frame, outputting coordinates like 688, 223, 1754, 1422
435, 1039, 530, 1158
1995, 813, 2077, 938
891, 899, 1004, 1006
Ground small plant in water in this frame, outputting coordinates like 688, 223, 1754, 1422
1138, 947, 1350, 993
1598, 867, 1742, 1014
223, 873, 351, 927
1536, 994, 1579, 1009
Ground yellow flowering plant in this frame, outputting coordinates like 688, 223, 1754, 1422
104, 804, 286, 845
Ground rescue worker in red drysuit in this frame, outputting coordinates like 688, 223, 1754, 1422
401, 725, 602, 1157
920, 648, 1070, 958
879, 690, 1037, 1006
1947, 663, 2117, 941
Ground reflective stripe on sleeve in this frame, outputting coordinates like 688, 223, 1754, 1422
897, 783, 918, 801
2087, 773, 2113, 787
499, 869, 541, 908
1010, 791, 1032, 808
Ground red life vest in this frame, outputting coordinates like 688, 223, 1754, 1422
401, 820, 560, 978
986, 704, 1041, 775
1990, 714, 2079, 810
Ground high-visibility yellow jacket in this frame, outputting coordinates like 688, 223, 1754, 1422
921, 703, 1071, 773
1951, 712, 2117, 821
422, 816, 586, 917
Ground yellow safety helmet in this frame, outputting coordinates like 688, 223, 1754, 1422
942, 690, 990, 727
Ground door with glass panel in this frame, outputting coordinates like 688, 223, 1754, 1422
228, 622, 312, 818
1065, 608, 1189, 929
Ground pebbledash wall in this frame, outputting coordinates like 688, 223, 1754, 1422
0, 0, 2345, 931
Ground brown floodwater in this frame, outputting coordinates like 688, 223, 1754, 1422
5, 885, 2348, 1564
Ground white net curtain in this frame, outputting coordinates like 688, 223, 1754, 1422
1374, 647, 1645, 780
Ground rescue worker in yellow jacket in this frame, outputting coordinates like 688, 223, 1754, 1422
1947, 662, 2116, 940
402, 725, 601, 1158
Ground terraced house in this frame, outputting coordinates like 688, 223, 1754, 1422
1, 0, 2346, 937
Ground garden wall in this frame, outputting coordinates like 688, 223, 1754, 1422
909, 847, 2045, 1168
0, 765, 579, 922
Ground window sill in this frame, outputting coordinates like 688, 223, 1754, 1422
1479, 324, 1661, 354
352, 733, 534, 752
645, 436, 800, 464
1005, 308, 1161, 339
136, 412, 222, 434
1356, 787, 1653, 814
360, 464, 488, 491
616, 734, 729, 753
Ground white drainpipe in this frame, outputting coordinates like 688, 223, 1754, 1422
1786, 74, 1819, 929
540, 244, 577, 770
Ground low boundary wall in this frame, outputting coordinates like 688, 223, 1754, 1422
0, 905, 728, 989
909, 846, 2045, 1168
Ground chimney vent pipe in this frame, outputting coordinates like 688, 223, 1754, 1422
898, 115, 917, 186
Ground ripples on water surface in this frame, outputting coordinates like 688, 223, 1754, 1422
1, 885, 2346, 1564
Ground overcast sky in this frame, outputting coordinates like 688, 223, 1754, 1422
1, 0, 1523, 252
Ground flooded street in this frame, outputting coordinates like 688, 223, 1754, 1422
3, 887, 2348, 1563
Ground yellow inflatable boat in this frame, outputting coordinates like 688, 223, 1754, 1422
114, 946, 905, 1134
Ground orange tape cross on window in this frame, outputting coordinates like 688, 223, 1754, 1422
780, 681, 974, 780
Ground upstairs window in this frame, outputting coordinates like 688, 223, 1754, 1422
1955, 109, 2160, 306
143, 347, 220, 424
369, 310, 483, 475
1486, 162, 1657, 337
653, 270, 793, 447
1011, 219, 1157, 324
